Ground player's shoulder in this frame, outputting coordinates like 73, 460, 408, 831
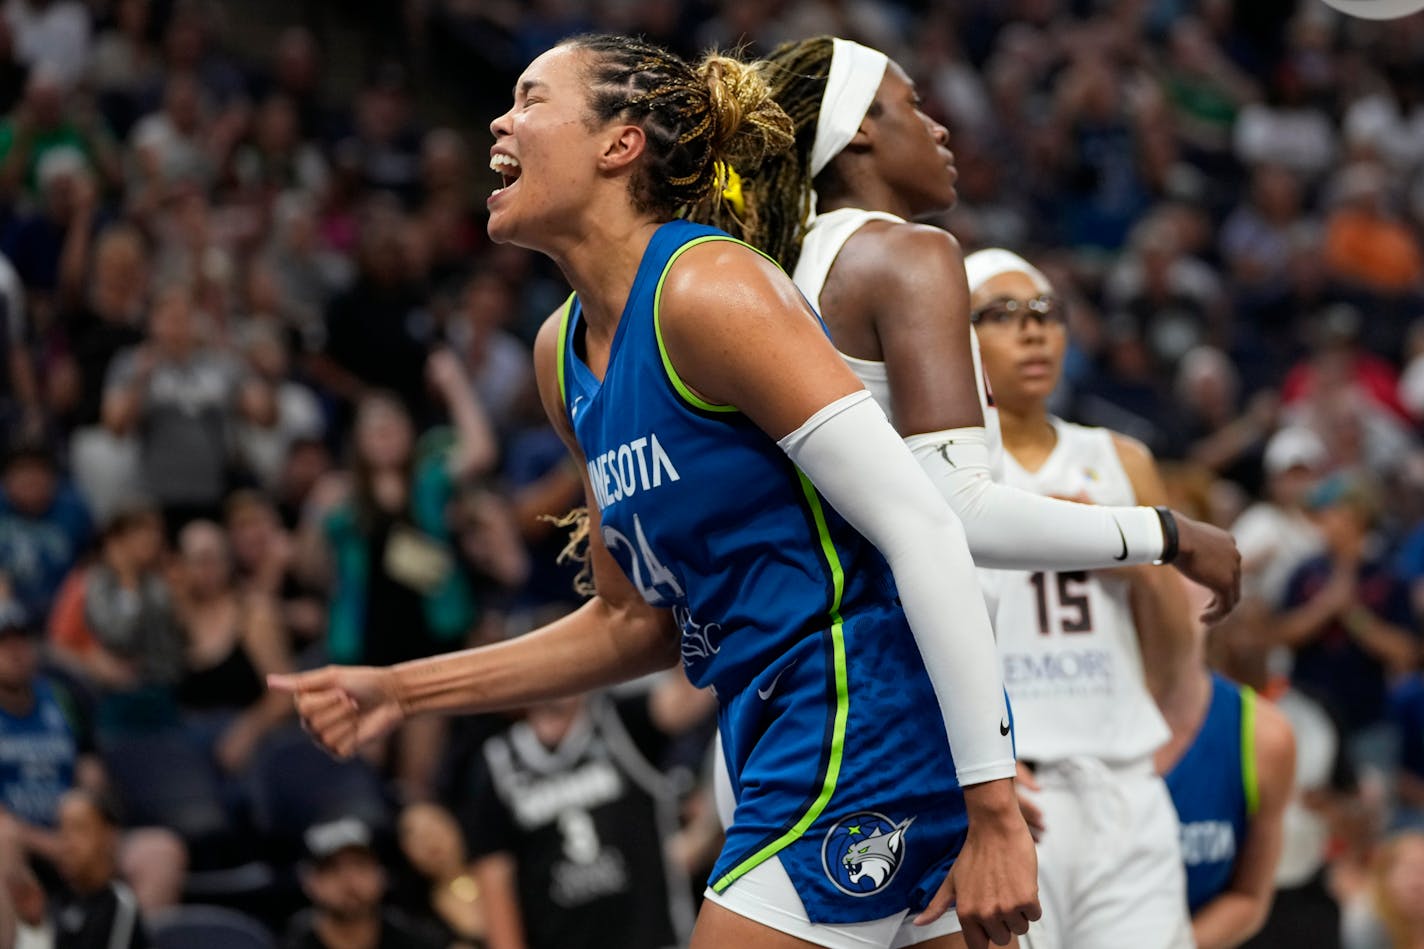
660, 237, 811, 339
1252, 691, 1297, 798
533, 298, 577, 441
837, 220, 963, 283
1108, 430, 1156, 470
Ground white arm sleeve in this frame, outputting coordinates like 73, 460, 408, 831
778, 391, 1014, 786
904, 427, 1167, 571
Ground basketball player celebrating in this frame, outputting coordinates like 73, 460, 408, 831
272, 36, 1038, 949
966, 249, 1200, 948
1158, 586, 1296, 948
693, 36, 1241, 603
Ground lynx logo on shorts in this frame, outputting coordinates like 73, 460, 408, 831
821, 812, 914, 896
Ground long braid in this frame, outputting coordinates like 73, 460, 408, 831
688, 37, 835, 274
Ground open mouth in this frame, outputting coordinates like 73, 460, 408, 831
490, 153, 522, 195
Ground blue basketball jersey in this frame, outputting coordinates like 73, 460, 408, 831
1165, 673, 1257, 912
0, 679, 78, 827
557, 219, 969, 924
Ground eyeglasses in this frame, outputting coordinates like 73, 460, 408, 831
969, 295, 1066, 329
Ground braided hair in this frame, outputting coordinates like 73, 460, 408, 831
562, 34, 793, 222
546, 36, 795, 596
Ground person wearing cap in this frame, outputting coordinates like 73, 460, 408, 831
0, 594, 187, 918
1273, 473, 1420, 766
1230, 426, 1328, 612
284, 816, 440, 949
0, 597, 84, 863
0, 442, 92, 621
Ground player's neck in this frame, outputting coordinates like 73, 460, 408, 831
549, 217, 663, 339
818, 181, 914, 222
996, 403, 1056, 466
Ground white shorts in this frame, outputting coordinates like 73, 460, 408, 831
705, 855, 962, 949
1021, 757, 1192, 949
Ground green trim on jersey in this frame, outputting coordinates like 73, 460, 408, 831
652, 235, 782, 414
1241, 685, 1260, 817
711, 470, 850, 893
555, 293, 575, 409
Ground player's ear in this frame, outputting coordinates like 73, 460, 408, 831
599, 123, 646, 173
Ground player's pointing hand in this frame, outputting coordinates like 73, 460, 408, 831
268, 666, 407, 759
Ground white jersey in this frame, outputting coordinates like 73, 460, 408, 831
794, 207, 1004, 470
794, 207, 903, 421
980, 418, 1170, 764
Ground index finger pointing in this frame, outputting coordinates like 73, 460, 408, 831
267, 668, 337, 695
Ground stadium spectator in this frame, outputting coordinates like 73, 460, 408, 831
1323, 162, 1424, 297
1274, 474, 1420, 762
79, 504, 182, 731
307, 204, 434, 418
447, 269, 533, 432
459, 660, 714, 949
87, 0, 161, 140
332, 67, 423, 208
396, 803, 486, 949
101, 283, 240, 530
0, 594, 186, 913
1343, 830, 1424, 949
57, 222, 149, 432
297, 351, 495, 800
0, 68, 117, 203
171, 519, 292, 776
0, 443, 91, 619
224, 490, 325, 645
229, 92, 329, 201
284, 816, 440, 949
1233, 426, 1328, 609
232, 320, 325, 491
50, 789, 149, 949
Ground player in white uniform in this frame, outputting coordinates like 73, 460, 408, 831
687, 37, 1240, 946
967, 250, 1197, 949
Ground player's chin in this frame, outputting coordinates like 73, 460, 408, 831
486, 209, 517, 245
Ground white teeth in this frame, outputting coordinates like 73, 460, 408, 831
489, 154, 521, 172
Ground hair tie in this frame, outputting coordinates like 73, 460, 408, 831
717, 161, 745, 216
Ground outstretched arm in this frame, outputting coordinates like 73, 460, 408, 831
853, 224, 1239, 617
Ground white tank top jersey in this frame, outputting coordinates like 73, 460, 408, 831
979, 417, 1171, 764
793, 208, 1005, 472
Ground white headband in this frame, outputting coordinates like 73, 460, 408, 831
809, 38, 889, 178
963, 248, 1052, 294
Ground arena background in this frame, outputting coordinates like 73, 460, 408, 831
1, 0, 1424, 946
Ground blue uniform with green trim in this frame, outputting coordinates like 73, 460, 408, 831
557, 219, 969, 924
1165, 674, 1258, 912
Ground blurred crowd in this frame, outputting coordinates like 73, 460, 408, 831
3, 0, 1424, 946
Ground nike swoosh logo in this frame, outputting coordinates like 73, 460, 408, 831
936, 441, 957, 468
1111, 516, 1128, 562
758, 665, 793, 701
1000, 717, 1011, 736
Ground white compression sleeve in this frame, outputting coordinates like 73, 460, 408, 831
904, 427, 1167, 571
778, 391, 1015, 786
